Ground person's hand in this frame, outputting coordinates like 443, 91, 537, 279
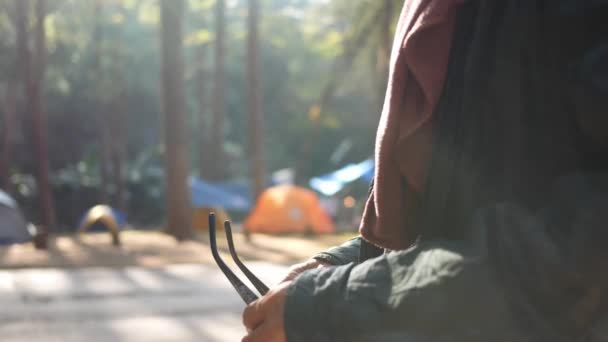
241, 258, 331, 341
280, 258, 331, 283
242, 281, 291, 342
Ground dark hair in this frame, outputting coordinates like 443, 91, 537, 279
417, 0, 608, 338
419, 0, 608, 240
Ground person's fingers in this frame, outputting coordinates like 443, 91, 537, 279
280, 268, 302, 283
282, 261, 310, 282
242, 300, 265, 331
242, 321, 285, 342
242, 282, 289, 342
241, 322, 272, 342
280, 259, 330, 283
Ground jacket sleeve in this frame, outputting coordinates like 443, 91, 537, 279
312, 236, 362, 265
284, 241, 512, 342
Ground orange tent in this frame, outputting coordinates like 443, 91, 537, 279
193, 207, 230, 231
244, 185, 334, 234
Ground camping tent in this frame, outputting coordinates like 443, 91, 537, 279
192, 207, 231, 231
190, 177, 248, 231
244, 185, 335, 234
78, 205, 127, 233
0, 190, 32, 245
78, 205, 126, 245
190, 177, 251, 211
310, 159, 374, 196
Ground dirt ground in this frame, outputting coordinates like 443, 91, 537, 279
0, 228, 357, 269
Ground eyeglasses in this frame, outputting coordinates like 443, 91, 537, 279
208, 213, 269, 304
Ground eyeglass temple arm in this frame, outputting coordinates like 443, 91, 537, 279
224, 221, 269, 295
208, 213, 259, 304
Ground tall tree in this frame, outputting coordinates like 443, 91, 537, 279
293, 15, 376, 182
160, 0, 194, 241
210, 0, 226, 180
294, 1, 397, 181
0, 82, 16, 193
376, 0, 392, 108
247, 0, 265, 208
109, 92, 126, 213
92, 0, 111, 205
15, 0, 56, 248
196, 44, 210, 179
109, 4, 127, 214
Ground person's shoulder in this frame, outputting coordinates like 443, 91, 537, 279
383, 238, 488, 290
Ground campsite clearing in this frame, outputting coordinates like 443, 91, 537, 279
0, 262, 288, 342
0, 228, 356, 341
0, 229, 357, 269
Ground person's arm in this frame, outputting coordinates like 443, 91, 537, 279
312, 236, 362, 265
283, 241, 503, 341
280, 236, 363, 283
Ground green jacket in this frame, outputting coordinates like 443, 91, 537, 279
284, 236, 524, 342
285, 235, 608, 342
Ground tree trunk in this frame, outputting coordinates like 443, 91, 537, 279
247, 0, 265, 231
160, 0, 194, 241
16, 0, 56, 249
0, 83, 17, 193
110, 94, 126, 214
211, 0, 226, 181
92, 0, 111, 204
376, 0, 392, 109
196, 46, 210, 179
110, 6, 127, 215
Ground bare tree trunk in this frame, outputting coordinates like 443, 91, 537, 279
376, 0, 392, 109
196, 46, 210, 179
110, 94, 126, 214
0, 83, 17, 193
110, 6, 127, 215
99, 120, 112, 204
246, 0, 265, 236
92, 0, 111, 204
33, 0, 56, 247
160, 0, 194, 241
211, 0, 226, 181
16, 0, 56, 249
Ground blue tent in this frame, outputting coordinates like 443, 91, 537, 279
310, 159, 374, 196
0, 190, 32, 245
206, 181, 251, 200
361, 162, 374, 183
190, 177, 251, 211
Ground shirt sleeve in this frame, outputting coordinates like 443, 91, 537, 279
312, 236, 362, 265
284, 241, 513, 342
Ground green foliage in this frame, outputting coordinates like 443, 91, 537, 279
1, 0, 392, 224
